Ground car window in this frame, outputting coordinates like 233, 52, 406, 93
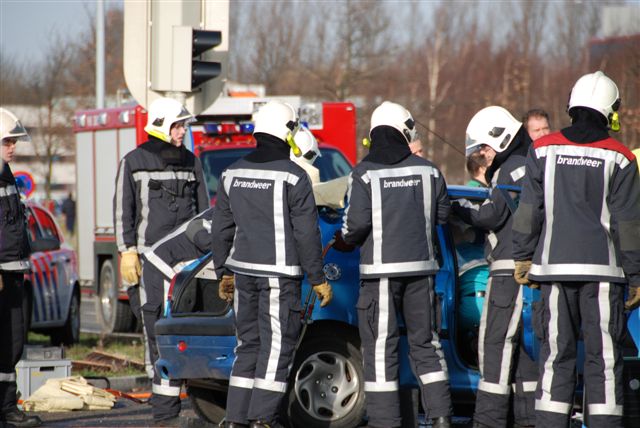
33, 207, 60, 241
199, 147, 353, 199
25, 208, 40, 242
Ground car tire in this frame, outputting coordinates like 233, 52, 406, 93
51, 290, 81, 346
186, 384, 227, 424
96, 260, 135, 333
284, 331, 366, 428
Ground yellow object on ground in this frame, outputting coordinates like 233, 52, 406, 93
23, 376, 116, 412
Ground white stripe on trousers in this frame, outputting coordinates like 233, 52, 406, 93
375, 278, 390, 387
262, 278, 282, 388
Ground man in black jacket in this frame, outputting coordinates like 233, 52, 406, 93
211, 100, 332, 428
513, 71, 640, 428
453, 106, 537, 428
334, 101, 452, 428
0, 108, 41, 427
113, 97, 208, 424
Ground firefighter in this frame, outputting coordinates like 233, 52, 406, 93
138, 207, 214, 420
112, 97, 208, 424
290, 126, 321, 185
0, 108, 41, 427
452, 106, 537, 428
333, 101, 453, 428
513, 71, 640, 428
211, 100, 332, 428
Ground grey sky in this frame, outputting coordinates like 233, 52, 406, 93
0, 0, 122, 62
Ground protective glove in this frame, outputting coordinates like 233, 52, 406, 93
120, 250, 141, 284
218, 274, 235, 303
332, 230, 355, 252
312, 281, 333, 307
625, 286, 640, 312
514, 260, 539, 289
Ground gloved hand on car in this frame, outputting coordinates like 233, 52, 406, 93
514, 260, 539, 289
120, 250, 142, 284
625, 285, 640, 312
332, 230, 355, 252
218, 274, 235, 303
312, 281, 333, 307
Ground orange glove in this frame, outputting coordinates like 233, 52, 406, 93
312, 281, 333, 307
218, 275, 235, 302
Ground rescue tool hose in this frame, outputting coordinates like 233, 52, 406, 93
414, 118, 466, 157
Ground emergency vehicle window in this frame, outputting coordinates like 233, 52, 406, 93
25, 207, 41, 242
33, 207, 60, 241
316, 148, 352, 182
200, 148, 253, 198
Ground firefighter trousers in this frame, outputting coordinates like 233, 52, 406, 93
0, 272, 25, 414
140, 264, 181, 420
535, 282, 624, 428
357, 276, 452, 428
474, 276, 537, 428
225, 275, 301, 425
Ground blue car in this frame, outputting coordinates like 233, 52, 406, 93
155, 185, 640, 427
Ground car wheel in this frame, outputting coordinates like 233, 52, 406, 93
284, 331, 366, 428
51, 291, 80, 346
186, 384, 226, 424
96, 260, 135, 333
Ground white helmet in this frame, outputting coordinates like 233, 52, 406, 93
0, 108, 30, 143
370, 101, 417, 144
568, 71, 620, 127
144, 97, 193, 143
253, 100, 299, 142
465, 106, 521, 156
290, 127, 321, 165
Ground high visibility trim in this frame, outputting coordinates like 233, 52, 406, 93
477, 278, 492, 378
0, 260, 30, 271
499, 286, 523, 386
0, 184, 18, 197
429, 280, 448, 374
254, 378, 287, 393
490, 259, 515, 272
0, 372, 16, 381
510, 166, 526, 182
265, 278, 282, 385
229, 376, 254, 389
588, 403, 623, 416
597, 282, 622, 417
341, 174, 355, 237
273, 180, 285, 267
364, 380, 399, 392
535, 398, 572, 414
419, 371, 448, 385
132, 170, 196, 182
360, 260, 438, 276
521, 381, 537, 392
152, 383, 181, 397
115, 159, 128, 252
143, 251, 175, 280
225, 258, 303, 277
137, 172, 151, 250
478, 380, 511, 395
534, 137, 634, 165
375, 279, 389, 386
529, 263, 624, 279
222, 168, 299, 195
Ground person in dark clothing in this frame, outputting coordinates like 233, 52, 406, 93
453, 106, 537, 428
211, 100, 332, 428
61, 193, 76, 235
113, 97, 208, 425
0, 108, 41, 428
333, 101, 453, 428
513, 71, 640, 428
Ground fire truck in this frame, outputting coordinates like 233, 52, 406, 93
73, 97, 357, 333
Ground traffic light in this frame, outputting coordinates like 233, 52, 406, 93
171, 27, 223, 92
191, 30, 222, 88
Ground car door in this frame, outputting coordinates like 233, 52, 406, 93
28, 206, 69, 325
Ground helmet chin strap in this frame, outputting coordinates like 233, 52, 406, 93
609, 112, 621, 132
286, 133, 302, 157
147, 129, 170, 143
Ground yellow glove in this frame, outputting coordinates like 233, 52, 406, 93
120, 250, 141, 284
312, 281, 333, 307
219, 275, 235, 302
625, 286, 640, 312
514, 260, 539, 289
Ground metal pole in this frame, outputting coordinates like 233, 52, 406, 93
96, 0, 105, 108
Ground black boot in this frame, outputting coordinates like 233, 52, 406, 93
2, 409, 41, 428
432, 416, 451, 428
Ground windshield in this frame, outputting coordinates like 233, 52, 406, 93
200, 147, 353, 198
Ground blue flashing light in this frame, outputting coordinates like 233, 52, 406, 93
240, 123, 255, 134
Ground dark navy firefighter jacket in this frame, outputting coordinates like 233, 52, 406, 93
0, 163, 30, 271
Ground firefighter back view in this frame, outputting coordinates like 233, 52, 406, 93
334, 101, 453, 428
513, 71, 640, 428
112, 97, 208, 424
453, 106, 537, 428
0, 108, 41, 427
211, 100, 331, 428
